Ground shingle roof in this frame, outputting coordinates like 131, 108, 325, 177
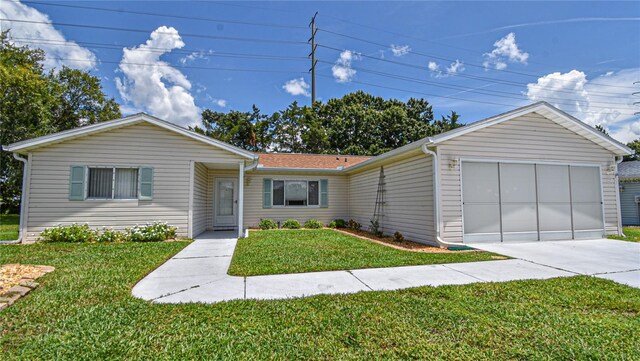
619, 161, 640, 179
257, 153, 371, 170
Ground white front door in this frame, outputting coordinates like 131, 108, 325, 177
214, 178, 238, 229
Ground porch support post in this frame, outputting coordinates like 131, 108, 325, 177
188, 160, 194, 239
238, 161, 245, 238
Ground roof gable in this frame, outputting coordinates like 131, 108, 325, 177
3, 113, 257, 160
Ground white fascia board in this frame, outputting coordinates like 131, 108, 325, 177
249, 167, 345, 174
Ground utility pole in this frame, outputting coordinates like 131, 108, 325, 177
309, 12, 318, 104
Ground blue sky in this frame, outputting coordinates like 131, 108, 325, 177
3, 1, 640, 142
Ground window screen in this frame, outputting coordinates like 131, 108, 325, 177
88, 168, 113, 199
273, 180, 285, 206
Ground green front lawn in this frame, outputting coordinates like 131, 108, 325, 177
0, 214, 19, 240
0, 242, 638, 359
608, 227, 640, 242
228, 229, 502, 277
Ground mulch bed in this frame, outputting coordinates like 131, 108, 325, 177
334, 228, 481, 253
0, 264, 54, 311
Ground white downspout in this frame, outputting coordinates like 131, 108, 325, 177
1, 153, 28, 244
420, 143, 462, 249
614, 156, 625, 237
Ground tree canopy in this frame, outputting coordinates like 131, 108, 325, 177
192, 91, 460, 156
1, 31, 121, 213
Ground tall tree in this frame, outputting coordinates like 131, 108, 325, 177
624, 138, 640, 161
0, 31, 120, 213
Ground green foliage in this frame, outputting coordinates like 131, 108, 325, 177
393, 231, 405, 243
328, 219, 347, 229
303, 219, 323, 229
0, 214, 19, 240
281, 219, 301, 229
348, 219, 362, 231
258, 218, 278, 230
96, 228, 127, 243
39, 223, 97, 243
196, 91, 461, 155
39, 222, 176, 243
0, 31, 121, 213
369, 219, 383, 237
127, 222, 177, 242
624, 139, 640, 161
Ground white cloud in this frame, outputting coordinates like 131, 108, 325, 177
483, 32, 529, 70
526, 68, 640, 143
332, 50, 360, 83
1, 0, 96, 70
282, 77, 310, 97
428, 60, 465, 78
212, 98, 227, 107
390, 44, 411, 57
115, 26, 201, 127
179, 50, 213, 65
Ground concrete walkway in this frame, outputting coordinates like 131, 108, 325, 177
132, 232, 639, 304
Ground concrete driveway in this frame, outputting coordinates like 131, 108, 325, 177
468, 239, 640, 288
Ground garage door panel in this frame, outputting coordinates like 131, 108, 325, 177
538, 203, 572, 232
500, 164, 537, 203
463, 204, 500, 234
537, 165, 570, 202
501, 204, 537, 232
570, 166, 602, 203
462, 162, 499, 203
572, 204, 604, 230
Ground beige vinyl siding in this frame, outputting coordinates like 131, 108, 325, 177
25, 122, 246, 241
243, 173, 349, 227
620, 181, 640, 226
192, 162, 209, 236
437, 112, 620, 243
348, 153, 435, 245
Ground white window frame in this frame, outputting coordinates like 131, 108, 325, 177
272, 180, 320, 208
85, 166, 140, 201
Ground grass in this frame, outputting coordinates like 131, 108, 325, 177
0, 241, 638, 359
608, 227, 640, 242
228, 229, 503, 277
0, 214, 19, 240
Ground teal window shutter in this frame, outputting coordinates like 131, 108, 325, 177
139, 167, 154, 200
69, 166, 86, 201
263, 178, 272, 208
320, 179, 329, 208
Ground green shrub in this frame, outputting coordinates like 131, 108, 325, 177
369, 219, 383, 237
39, 223, 97, 243
348, 219, 362, 231
128, 222, 177, 242
393, 231, 405, 243
303, 219, 323, 229
281, 219, 301, 229
97, 228, 127, 243
258, 218, 278, 230
328, 219, 347, 228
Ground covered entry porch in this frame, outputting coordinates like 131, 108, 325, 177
189, 161, 247, 239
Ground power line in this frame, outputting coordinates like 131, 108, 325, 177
318, 28, 637, 90
316, 60, 633, 110
317, 44, 627, 98
18, 0, 307, 30
0, 18, 308, 45
12, 37, 308, 61
317, 74, 634, 117
44, 56, 306, 74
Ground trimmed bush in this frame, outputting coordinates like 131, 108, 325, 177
369, 219, 383, 237
328, 219, 347, 229
39, 223, 97, 243
304, 219, 323, 229
128, 222, 177, 242
258, 218, 278, 230
348, 219, 362, 231
97, 228, 127, 243
281, 219, 301, 229
393, 231, 405, 243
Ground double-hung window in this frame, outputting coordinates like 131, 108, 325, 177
272, 180, 319, 207
87, 167, 138, 199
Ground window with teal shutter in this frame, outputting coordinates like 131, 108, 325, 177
69, 166, 86, 200
138, 167, 154, 200
263, 178, 272, 208
320, 179, 329, 208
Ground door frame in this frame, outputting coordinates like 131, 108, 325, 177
459, 158, 605, 243
213, 177, 239, 229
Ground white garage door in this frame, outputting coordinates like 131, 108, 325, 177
462, 161, 604, 243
